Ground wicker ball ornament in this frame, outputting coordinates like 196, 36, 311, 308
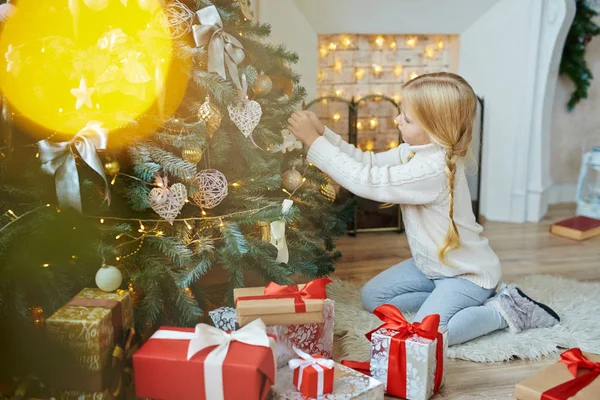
158, 0, 195, 39
182, 146, 203, 164
198, 96, 222, 138
252, 74, 272, 96
320, 182, 336, 203
282, 168, 303, 191
193, 169, 228, 209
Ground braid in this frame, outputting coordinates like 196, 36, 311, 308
438, 147, 461, 265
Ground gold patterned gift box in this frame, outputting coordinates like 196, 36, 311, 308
45, 288, 134, 399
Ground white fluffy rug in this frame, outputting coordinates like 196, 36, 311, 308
327, 275, 600, 363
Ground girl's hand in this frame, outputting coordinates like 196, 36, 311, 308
301, 110, 325, 135
288, 112, 320, 147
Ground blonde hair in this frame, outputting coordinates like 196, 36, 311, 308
401, 72, 477, 265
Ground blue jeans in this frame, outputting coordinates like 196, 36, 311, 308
361, 258, 507, 345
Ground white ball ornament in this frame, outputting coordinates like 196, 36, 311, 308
0, 3, 16, 23
95, 264, 123, 292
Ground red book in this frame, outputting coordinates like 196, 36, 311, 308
550, 216, 600, 241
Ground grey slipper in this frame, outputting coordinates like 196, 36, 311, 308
485, 284, 560, 333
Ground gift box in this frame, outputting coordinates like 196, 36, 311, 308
133, 319, 276, 400
289, 348, 335, 397
515, 348, 600, 400
234, 278, 331, 327
367, 305, 447, 400
271, 362, 384, 400
45, 288, 134, 398
210, 299, 334, 369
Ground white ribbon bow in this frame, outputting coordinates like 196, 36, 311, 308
150, 318, 273, 400
270, 199, 294, 264
288, 347, 335, 395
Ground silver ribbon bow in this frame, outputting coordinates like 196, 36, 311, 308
38, 121, 111, 213
288, 347, 335, 395
193, 5, 245, 89
150, 318, 274, 400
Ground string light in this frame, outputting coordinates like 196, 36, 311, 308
393, 94, 402, 103
317, 70, 324, 82
321, 98, 328, 105
7, 209, 17, 219
116, 233, 125, 239
184, 220, 192, 230
58, 108, 63, 113
335, 89, 343, 97
201, 210, 207, 216
390, 41, 397, 49
375, 36, 384, 47
342, 36, 352, 48
437, 39, 445, 49
409, 71, 419, 80
111, 176, 117, 185
356, 121, 363, 130
424, 47, 435, 59
365, 140, 375, 151
231, 182, 240, 187
372, 64, 383, 76
328, 42, 337, 51
369, 117, 379, 129
319, 47, 328, 58
388, 140, 399, 149
42, 263, 50, 268
100, 218, 105, 224
35, 152, 40, 158
354, 68, 366, 81
406, 36, 417, 48
332, 112, 341, 122
334, 60, 343, 74
116, 237, 145, 261
184, 287, 193, 296
394, 65, 404, 77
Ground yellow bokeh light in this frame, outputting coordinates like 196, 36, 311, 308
0, 0, 190, 142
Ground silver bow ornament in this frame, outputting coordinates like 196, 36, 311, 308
150, 318, 275, 400
288, 347, 335, 395
193, 5, 245, 89
38, 121, 111, 213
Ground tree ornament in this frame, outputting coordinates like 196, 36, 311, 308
252, 73, 272, 96
269, 128, 302, 153
70, 77, 95, 110
0, 3, 17, 23
256, 221, 271, 242
149, 175, 187, 224
282, 168, 303, 191
235, 0, 253, 21
198, 96, 222, 137
320, 181, 336, 203
82, 0, 109, 12
104, 158, 121, 176
192, 169, 228, 209
228, 74, 262, 138
181, 145, 203, 164
95, 264, 123, 292
158, 0, 195, 39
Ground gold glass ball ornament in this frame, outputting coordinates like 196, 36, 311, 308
181, 145, 203, 164
320, 181, 336, 203
282, 168, 303, 191
198, 96, 222, 138
252, 73, 272, 97
104, 158, 121, 176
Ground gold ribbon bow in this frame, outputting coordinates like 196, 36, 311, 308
38, 121, 111, 213
110, 328, 138, 399
193, 5, 245, 89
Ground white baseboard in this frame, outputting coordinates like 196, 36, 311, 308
547, 183, 577, 205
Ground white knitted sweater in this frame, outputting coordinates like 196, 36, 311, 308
307, 127, 501, 289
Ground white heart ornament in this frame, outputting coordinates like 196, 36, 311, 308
227, 100, 262, 138
149, 182, 187, 224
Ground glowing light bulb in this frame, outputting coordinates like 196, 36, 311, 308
375, 36, 384, 47
319, 47, 328, 58
342, 37, 352, 48
334, 60, 343, 74
356, 121, 363, 130
394, 65, 404, 77
335, 89, 343, 97
365, 140, 375, 151
328, 42, 337, 51
437, 39, 445, 49
332, 112, 341, 122
372, 64, 383, 76
369, 117, 379, 129
424, 47, 435, 59
354, 68, 366, 80
406, 36, 417, 48
409, 72, 419, 80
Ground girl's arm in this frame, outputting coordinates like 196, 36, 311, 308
307, 136, 446, 205
322, 127, 404, 167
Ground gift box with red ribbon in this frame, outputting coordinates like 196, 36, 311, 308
133, 319, 276, 400
515, 348, 600, 400
234, 278, 332, 326
342, 304, 447, 400
289, 348, 335, 397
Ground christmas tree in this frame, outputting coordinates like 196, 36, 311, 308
0, 0, 351, 378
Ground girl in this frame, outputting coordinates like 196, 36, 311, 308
287, 72, 560, 345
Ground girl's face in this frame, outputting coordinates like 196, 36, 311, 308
396, 103, 431, 146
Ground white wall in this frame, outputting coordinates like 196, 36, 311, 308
550, 15, 600, 204
257, 0, 318, 99
459, 0, 574, 221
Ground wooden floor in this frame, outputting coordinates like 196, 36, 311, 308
331, 204, 600, 399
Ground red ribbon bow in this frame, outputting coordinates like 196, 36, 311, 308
342, 304, 444, 398
541, 348, 600, 400
236, 278, 331, 313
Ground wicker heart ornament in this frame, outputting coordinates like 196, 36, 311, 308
149, 176, 187, 224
